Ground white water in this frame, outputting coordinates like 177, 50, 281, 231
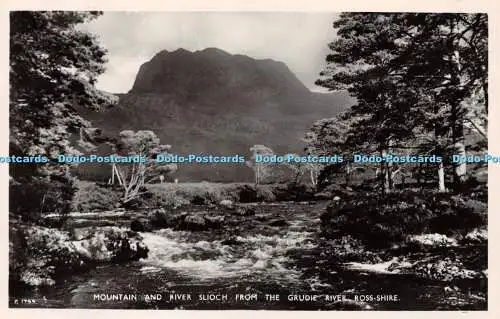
138, 227, 316, 282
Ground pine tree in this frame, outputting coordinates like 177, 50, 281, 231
9, 11, 116, 216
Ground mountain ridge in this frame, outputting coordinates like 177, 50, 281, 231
79, 48, 354, 182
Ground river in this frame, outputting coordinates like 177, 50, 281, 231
10, 201, 486, 310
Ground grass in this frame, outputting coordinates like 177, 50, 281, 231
71, 180, 312, 213
145, 182, 245, 203
72, 180, 120, 213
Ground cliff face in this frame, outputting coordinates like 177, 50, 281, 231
130, 48, 310, 97
81, 48, 354, 182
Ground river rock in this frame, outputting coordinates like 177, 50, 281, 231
404, 257, 479, 282
463, 228, 487, 244
221, 236, 244, 246
234, 206, 256, 216
269, 218, 289, 227
149, 208, 175, 228
71, 226, 149, 262
204, 215, 225, 228
255, 214, 268, 221
180, 214, 207, 230
406, 233, 458, 248
10, 225, 149, 287
219, 199, 234, 209
130, 218, 153, 232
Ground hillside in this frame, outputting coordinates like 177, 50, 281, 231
79, 48, 354, 182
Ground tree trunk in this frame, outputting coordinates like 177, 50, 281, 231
438, 161, 446, 192
255, 165, 260, 185
417, 163, 423, 188
455, 141, 467, 183
310, 168, 316, 186
450, 49, 467, 186
345, 162, 351, 186
381, 149, 391, 194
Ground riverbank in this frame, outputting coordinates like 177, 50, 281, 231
315, 189, 487, 309
9, 216, 149, 288
72, 181, 318, 213
10, 198, 487, 310
10, 181, 488, 309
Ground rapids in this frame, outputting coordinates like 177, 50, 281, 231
9, 202, 486, 310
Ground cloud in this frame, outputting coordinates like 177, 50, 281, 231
81, 12, 339, 93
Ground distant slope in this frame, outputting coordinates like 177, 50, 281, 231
80, 48, 354, 182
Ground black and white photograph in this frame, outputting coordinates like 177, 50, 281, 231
8, 10, 489, 310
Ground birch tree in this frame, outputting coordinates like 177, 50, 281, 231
247, 145, 274, 185
111, 130, 177, 203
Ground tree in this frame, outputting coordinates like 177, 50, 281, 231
247, 145, 275, 185
402, 13, 488, 185
317, 13, 487, 193
10, 11, 117, 159
111, 130, 177, 203
317, 14, 420, 193
9, 11, 116, 217
304, 113, 354, 186
282, 153, 307, 185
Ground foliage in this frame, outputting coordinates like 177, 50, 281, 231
321, 190, 487, 248
316, 13, 488, 192
305, 113, 358, 186
247, 144, 275, 185
9, 174, 76, 221
9, 223, 148, 287
72, 181, 120, 213
10, 11, 116, 160
110, 130, 177, 203
9, 11, 116, 218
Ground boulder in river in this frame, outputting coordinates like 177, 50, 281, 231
269, 218, 289, 227
463, 228, 487, 245
204, 215, 225, 228
221, 236, 244, 246
234, 206, 256, 216
9, 224, 149, 287
130, 218, 153, 232
149, 208, 176, 228
180, 214, 207, 231
406, 233, 458, 248
176, 212, 226, 231
219, 199, 234, 209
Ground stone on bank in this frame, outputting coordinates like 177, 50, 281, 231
9, 224, 149, 287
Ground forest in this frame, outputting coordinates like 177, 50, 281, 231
9, 12, 487, 310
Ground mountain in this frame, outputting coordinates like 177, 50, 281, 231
80, 48, 354, 182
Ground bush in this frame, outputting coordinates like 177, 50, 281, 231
321, 190, 487, 248
72, 181, 120, 213
10, 174, 76, 222
238, 184, 258, 202
256, 186, 276, 202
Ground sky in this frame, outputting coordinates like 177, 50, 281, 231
81, 12, 340, 94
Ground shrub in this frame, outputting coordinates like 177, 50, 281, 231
238, 184, 258, 202
256, 186, 276, 202
72, 181, 120, 213
321, 190, 487, 248
10, 174, 76, 222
